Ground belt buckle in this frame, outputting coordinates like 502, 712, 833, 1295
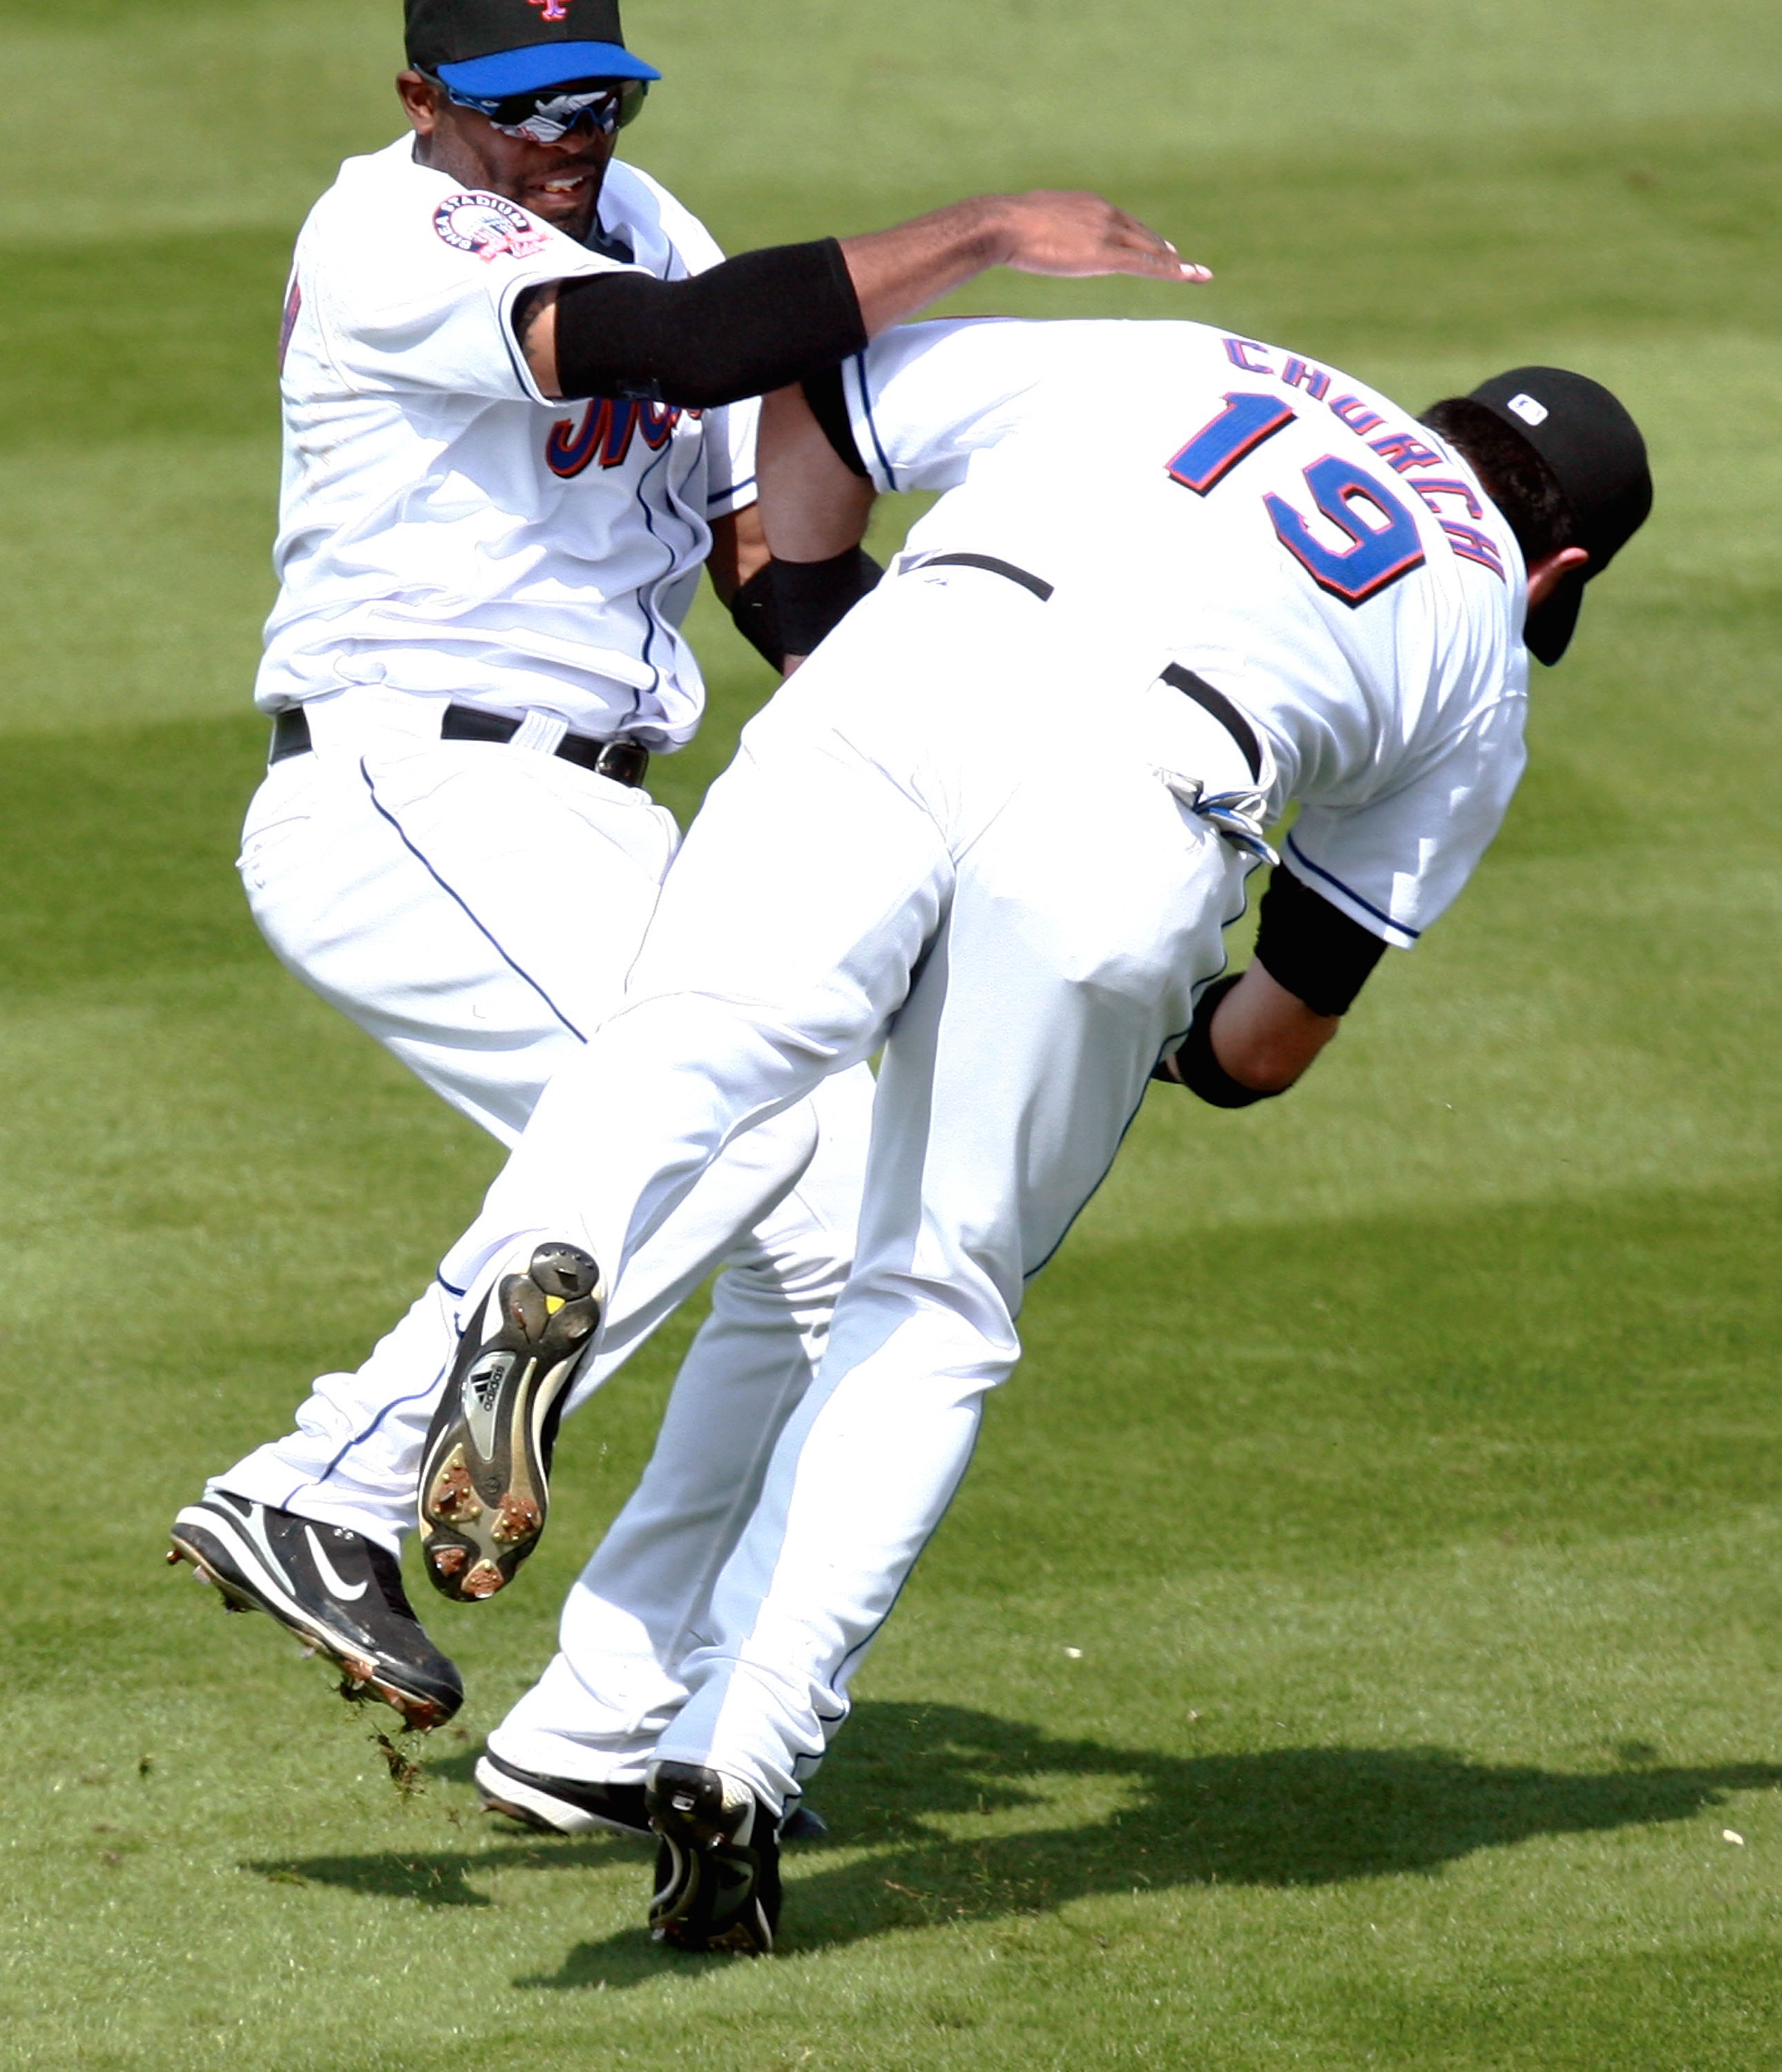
591, 738, 649, 788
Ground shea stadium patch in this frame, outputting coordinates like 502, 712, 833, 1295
434, 192, 551, 263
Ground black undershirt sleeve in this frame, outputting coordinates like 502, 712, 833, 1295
801, 364, 870, 477
1250, 863, 1387, 1017
548, 240, 867, 411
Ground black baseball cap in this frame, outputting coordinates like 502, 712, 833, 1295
1467, 365, 1652, 664
405, 0, 660, 98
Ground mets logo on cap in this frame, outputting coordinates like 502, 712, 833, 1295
434, 191, 553, 262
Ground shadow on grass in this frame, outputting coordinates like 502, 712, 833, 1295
247, 1832, 649, 1908
240, 1702, 1780, 1960
510, 1700, 1782, 1981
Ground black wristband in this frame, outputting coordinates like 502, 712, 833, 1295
1152, 972, 1282, 1109
727, 562, 785, 671
803, 365, 870, 477
552, 240, 867, 411
774, 548, 883, 656
1252, 864, 1386, 1017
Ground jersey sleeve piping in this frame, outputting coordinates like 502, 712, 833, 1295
1281, 836, 1419, 948
843, 351, 900, 494
707, 472, 757, 513
495, 269, 568, 405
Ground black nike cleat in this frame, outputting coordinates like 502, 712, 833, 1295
475, 1751, 651, 1836
418, 1242, 604, 1602
646, 1761, 782, 1955
168, 1493, 463, 1730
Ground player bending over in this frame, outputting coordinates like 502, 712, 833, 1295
166, 0, 1205, 1762
357, 316, 1651, 1953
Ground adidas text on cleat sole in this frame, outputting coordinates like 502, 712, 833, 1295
646, 1761, 780, 1956
168, 1494, 463, 1731
418, 1242, 604, 1602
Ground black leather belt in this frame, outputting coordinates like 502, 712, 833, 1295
269, 702, 650, 787
1160, 663, 1263, 784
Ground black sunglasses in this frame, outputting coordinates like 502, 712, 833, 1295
427, 73, 648, 143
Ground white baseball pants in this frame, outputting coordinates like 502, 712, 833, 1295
213, 684, 874, 1690
448, 573, 1261, 1806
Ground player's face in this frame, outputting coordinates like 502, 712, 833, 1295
399, 71, 617, 243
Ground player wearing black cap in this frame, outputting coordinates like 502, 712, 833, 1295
1423, 367, 1654, 664
408, 312, 1651, 1950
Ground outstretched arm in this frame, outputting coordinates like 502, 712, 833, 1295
517, 193, 1209, 403
839, 191, 1209, 335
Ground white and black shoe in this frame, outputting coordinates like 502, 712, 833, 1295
168, 1492, 463, 1731
475, 1751, 652, 1836
646, 1761, 782, 1956
418, 1242, 604, 1602
477, 1749, 830, 1845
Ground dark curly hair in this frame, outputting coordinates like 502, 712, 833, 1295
1417, 399, 1578, 566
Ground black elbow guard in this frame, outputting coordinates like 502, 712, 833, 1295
1152, 972, 1283, 1109
774, 548, 883, 657
1251, 865, 1386, 1016
728, 563, 785, 671
553, 240, 867, 410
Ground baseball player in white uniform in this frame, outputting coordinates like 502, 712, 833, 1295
166, 0, 1205, 1820
412, 316, 1651, 1950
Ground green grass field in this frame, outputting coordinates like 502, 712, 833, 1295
3, 1, 1781, 2064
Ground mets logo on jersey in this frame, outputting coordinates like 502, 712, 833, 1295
546, 396, 698, 477
433, 192, 552, 264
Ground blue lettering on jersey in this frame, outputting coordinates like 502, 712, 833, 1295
1166, 392, 1297, 494
1224, 338, 1452, 475
1412, 477, 1505, 576
1281, 356, 1331, 403
1369, 430, 1443, 474
1330, 394, 1386, 439
546, 398, 696, 479
1196, 345, 1510, 592
1223, 336, 1275, 375
1264, 456, 1427, 606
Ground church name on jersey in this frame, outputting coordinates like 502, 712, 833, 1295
546, 396, 700, 477
1219, 336, 1507, 582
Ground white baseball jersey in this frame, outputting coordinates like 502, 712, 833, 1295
834, 319, 1531, 946
260, 137, 757, 747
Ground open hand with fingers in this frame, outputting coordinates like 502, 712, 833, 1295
840, 191, 1209, 333
988, 189, 1211, 282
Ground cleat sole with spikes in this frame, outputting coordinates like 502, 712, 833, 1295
417, 1242, 604, 1602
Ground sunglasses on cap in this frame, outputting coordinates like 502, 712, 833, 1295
425, 73, 648, 143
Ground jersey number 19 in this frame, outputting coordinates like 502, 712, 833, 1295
1165, 392, 1426, 607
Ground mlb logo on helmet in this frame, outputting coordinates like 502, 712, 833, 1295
405, 0, 660, 97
